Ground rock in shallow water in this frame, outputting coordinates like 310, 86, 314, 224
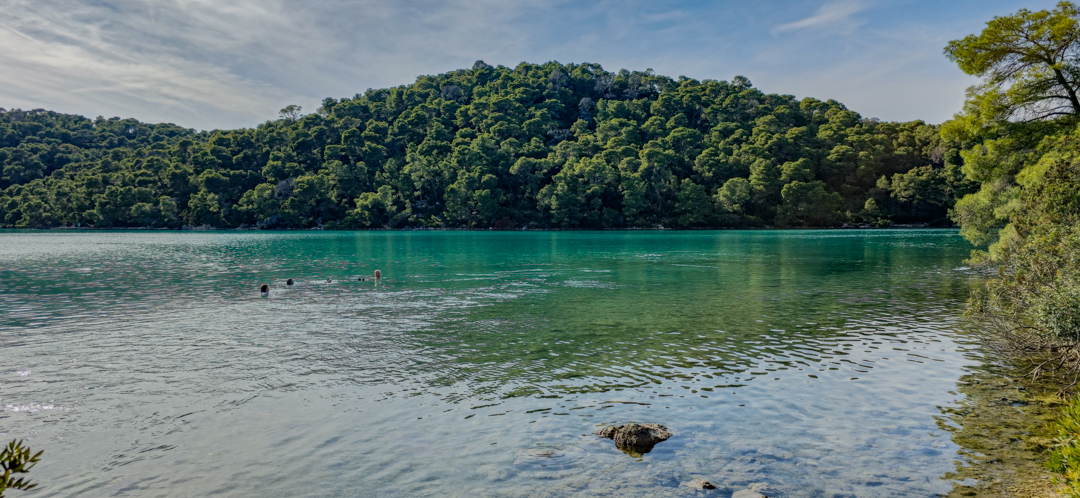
749, 482, 777, 496
596, 423, 672, 457
685, 478, 717, 490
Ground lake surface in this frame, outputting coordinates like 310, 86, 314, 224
0, 230, 982, 497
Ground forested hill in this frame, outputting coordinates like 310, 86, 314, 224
0, 61, 976, 229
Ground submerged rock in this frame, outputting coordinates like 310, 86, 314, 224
596, 423, 672, 456
685, 478, 717, 490
518, 448, 557, 458
749, 482, 777, 496
732, 490, 767, 498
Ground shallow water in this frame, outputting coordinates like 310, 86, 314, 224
0, 230, 982, 497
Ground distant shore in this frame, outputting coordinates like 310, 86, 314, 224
7, 224, 961, 231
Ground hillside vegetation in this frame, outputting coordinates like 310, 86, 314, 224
0, 62, 975, 229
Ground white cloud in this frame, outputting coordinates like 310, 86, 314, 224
0, 0, 310, 128
0, 0, 571, 128
0, 0, 1000, 128
772, 0, 870, 35
0, 21, 288, 128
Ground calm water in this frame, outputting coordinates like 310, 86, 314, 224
0, 230, 982, 497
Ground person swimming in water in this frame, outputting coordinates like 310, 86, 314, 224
286, 278, 294, 286
326, 277, 332, 283
260, 284, 269, 296
374, 269, 381, 279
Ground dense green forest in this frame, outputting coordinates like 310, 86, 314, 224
0, 62, 976, 229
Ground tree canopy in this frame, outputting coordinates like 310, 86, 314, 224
945, 2, 1080, 248
948, 0, 1080, 402
944, 6, 1080, 487
0, 61, 973, 229
945, 1, 1080, 130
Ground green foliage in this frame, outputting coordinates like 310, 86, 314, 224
950, 12, 1080, 493
1049, 395, 1080, 496
947, 7, 1080, 487
0, 62, 970, 229
716, 177, 752, 215
1, 440, 42, 497
943, 2, 1080, 246
943, 4, 1080, 246
966, 139, 1080, 336
776, 181, 843, 227
945, 1, 1080, 128
979, 126, 1080, 492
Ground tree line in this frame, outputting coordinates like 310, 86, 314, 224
0, 63, 976, 229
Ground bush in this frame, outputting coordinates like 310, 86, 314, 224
0, 439, 41, 497
1049, 396, 1080, 496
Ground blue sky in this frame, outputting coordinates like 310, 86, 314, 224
0, 0, 1061, 130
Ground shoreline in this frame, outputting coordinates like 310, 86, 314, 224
943, 363, 1068, 497
2, 224, 961, 232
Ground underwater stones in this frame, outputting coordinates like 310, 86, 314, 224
518, 449, 557, 458
596, 423, 672, 457
732, 490, 767, 498
749, 482, 777, 496
685, 478, 717, 490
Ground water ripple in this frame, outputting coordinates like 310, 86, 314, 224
0, 230, 982, 497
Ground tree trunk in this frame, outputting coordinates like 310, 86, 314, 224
1053, 68, 1080, 114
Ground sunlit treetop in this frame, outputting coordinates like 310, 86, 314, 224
945, 1, 1080, 134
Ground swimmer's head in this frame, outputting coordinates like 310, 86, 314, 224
286, 278, 294, 286
374, 269, 382, 279
260, 284, 269, 293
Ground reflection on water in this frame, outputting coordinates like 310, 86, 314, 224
0, 230, 984, 496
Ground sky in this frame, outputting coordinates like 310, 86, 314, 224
0, 0, 1063, 130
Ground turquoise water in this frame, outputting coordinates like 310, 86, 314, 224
0, 230, 981, 497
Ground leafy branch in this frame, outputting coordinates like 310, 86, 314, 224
0, 440, 42, 497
